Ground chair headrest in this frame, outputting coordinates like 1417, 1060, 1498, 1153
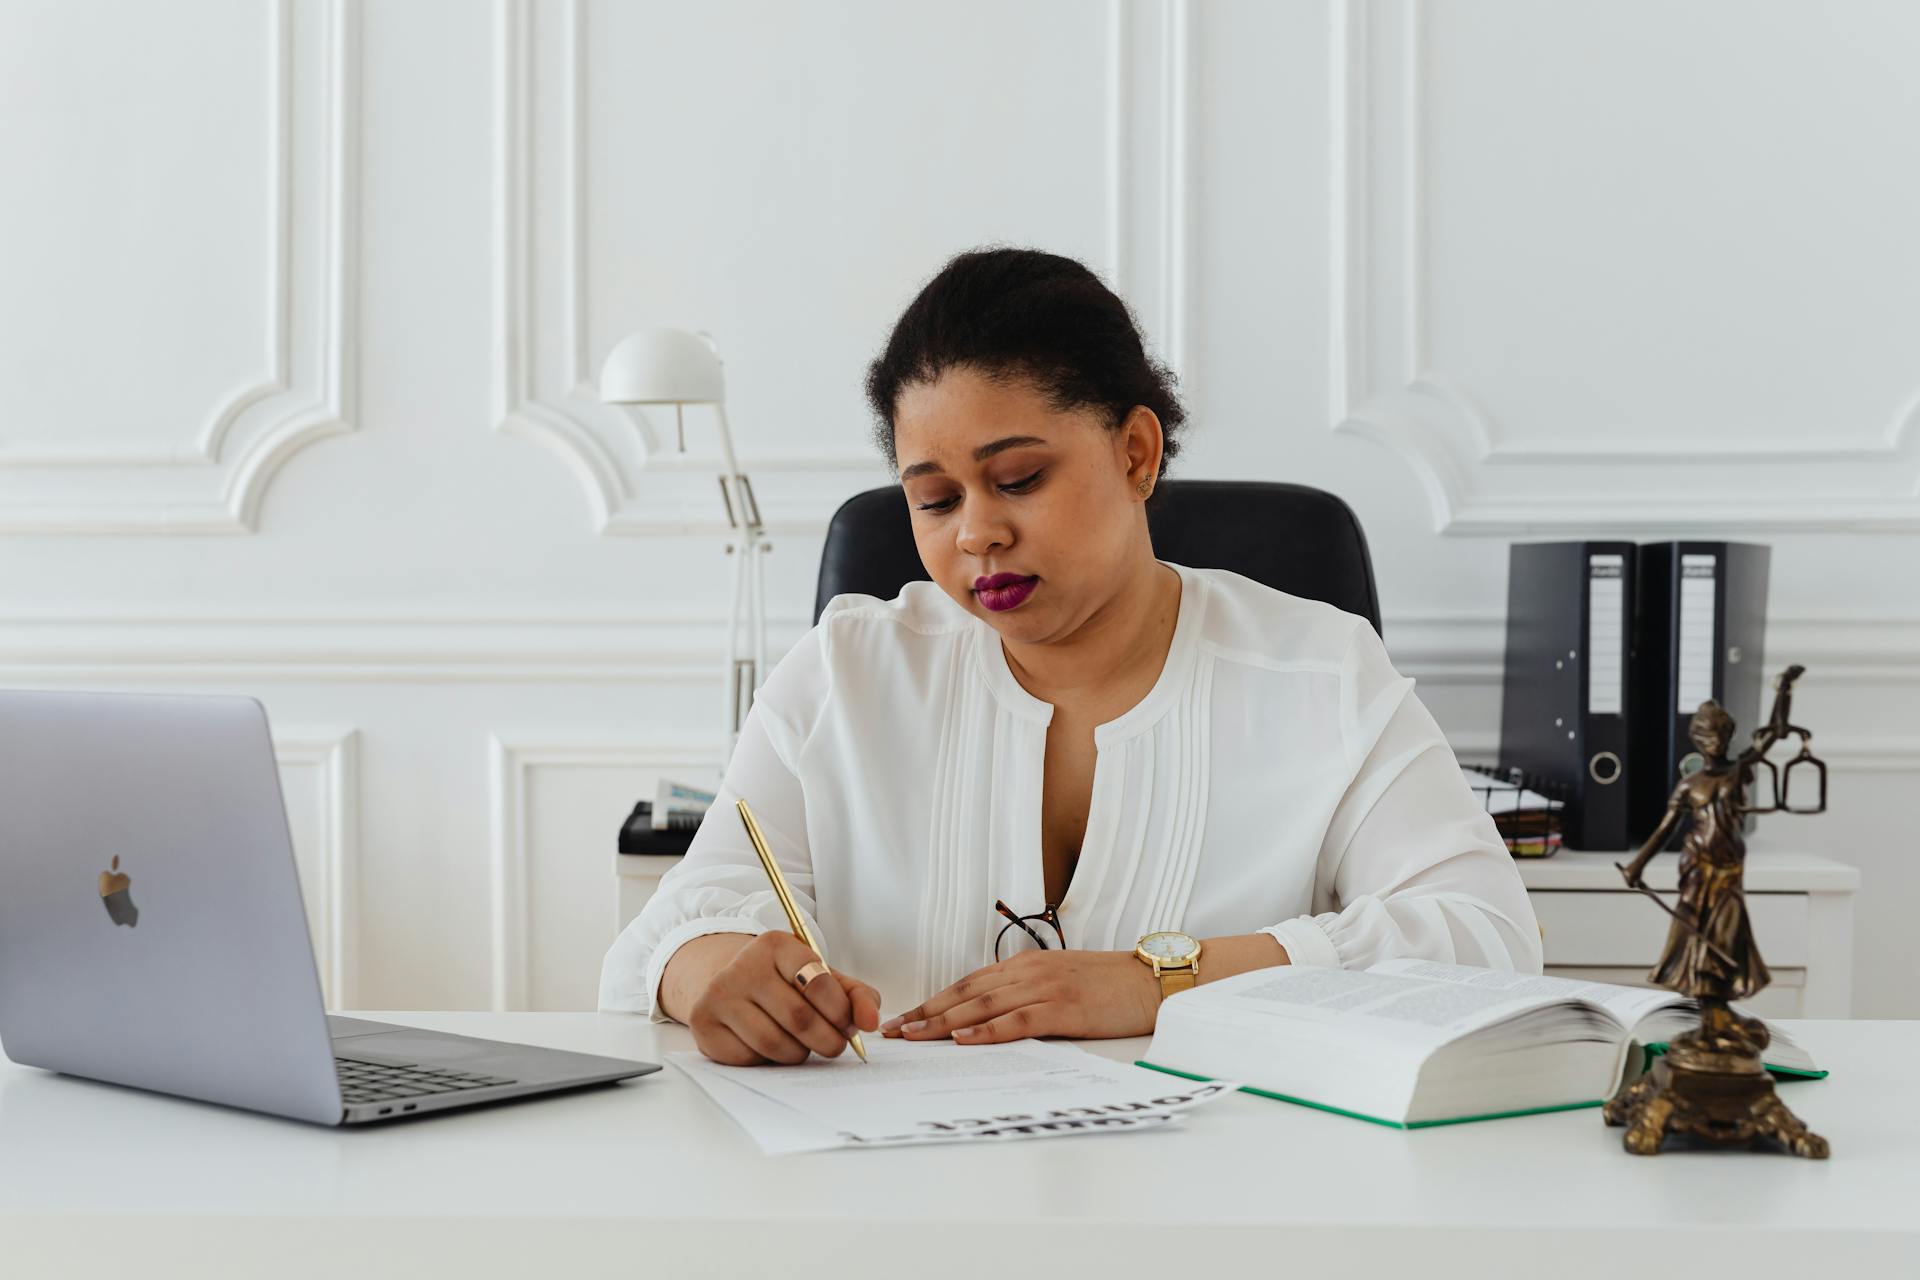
814, 480, 1382, 637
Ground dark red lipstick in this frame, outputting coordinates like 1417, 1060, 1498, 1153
974, 572, 1039, 612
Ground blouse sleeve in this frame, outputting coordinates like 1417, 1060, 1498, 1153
597, 637, 827, 1021
1259, 619, 1544, 974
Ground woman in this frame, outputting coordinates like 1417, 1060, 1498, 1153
600, 247, 1542, 1066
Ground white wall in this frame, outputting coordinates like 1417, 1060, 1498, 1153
4, 0, 1915, 1016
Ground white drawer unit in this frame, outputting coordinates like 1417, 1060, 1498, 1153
615, 848, 1861, 1019
1516, 849, 1859, 1018
614, 854, 683, 940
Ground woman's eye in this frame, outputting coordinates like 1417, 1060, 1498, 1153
913, 471, 1041, 514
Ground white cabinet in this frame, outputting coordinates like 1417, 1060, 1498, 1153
614, 854, 683, 941
616, 848, 1860, 1019
1516, 849, 1859, 1018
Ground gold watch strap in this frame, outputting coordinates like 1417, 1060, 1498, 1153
1156, 962, 1197, 1000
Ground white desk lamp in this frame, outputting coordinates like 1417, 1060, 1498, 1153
598, 328, 767, 767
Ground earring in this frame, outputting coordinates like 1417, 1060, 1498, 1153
1137, 478, 1152, 497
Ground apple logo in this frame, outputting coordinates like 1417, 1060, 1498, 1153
98, 855, 139, 927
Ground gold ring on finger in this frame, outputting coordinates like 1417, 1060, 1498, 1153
791, 959, 830, 989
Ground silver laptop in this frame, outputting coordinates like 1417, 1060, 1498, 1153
0, 689, 659, 1125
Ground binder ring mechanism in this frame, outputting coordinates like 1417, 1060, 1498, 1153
1588, 751, 1623, 786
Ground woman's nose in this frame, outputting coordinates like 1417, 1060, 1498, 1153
954, 508, 1012, 557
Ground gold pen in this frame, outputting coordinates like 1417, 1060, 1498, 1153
735, 798, 868, 1063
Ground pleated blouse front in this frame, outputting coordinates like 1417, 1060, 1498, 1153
601, 561, 1543, 1021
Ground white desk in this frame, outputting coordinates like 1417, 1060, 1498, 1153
2, 1013, 1913, 1276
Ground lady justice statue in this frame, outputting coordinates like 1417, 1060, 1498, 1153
1603, 664, 1830, 1157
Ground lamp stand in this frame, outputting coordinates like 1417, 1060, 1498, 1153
712, 404, 767, 771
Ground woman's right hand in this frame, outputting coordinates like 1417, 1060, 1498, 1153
687, 931, 883, 1066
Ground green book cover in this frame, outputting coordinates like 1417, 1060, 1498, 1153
1137, 1049, 1828, 1130
1135, 1061, 1607, 1130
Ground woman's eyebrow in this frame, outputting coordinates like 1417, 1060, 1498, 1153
900, 435, 1048, 481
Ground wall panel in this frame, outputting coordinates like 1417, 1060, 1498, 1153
4, 0, 1913, 1018
0, 0, 358, 532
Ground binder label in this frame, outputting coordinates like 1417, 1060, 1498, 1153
1587, 554, 1624, 716
1678, 554, 1718, 713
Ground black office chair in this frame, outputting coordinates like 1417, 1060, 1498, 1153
814, 479, 1382, 638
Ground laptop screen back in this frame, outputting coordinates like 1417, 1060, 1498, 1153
0, 690, 342, 1124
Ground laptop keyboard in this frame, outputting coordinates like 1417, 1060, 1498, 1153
335, 1054, 519, 1105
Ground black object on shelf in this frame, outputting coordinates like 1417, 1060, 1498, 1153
1497, 540, 1638, 851
617, 801, 699, 857
1629, 541, 1770, 852
1463, 762, 1569, 858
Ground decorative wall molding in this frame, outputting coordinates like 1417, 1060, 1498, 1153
1159, 0, 1192, 381
0, 0, 360, 535
493, 0, 1189, 535
1382, 612, 1920, 689
0, 613, 813, 683
1, 610, 1916, 686
1103, 0, 1126, 290
1329, 0, 1920, 534
491, 0, 883, 537
274, 727, 361, 1009
1106, 0, 1194, 381
488, 734, 721, 1011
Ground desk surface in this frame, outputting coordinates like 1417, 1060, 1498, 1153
3, 1013, 1913, 1277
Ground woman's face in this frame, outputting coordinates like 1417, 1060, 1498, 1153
892, 366, 1161, 645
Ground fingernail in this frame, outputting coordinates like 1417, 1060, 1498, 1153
880, 1016, 903, 1032
954, 1026, 979, 1039
903, 1020, 926, 1034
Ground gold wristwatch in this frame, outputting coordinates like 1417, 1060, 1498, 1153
1134, 930, 1202, 1001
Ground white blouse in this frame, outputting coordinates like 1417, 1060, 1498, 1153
600, 561, 1543, 1021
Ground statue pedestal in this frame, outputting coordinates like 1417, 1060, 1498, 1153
1603, 1003, 1829, 1157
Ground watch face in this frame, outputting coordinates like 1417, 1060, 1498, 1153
1139, 931, 1197, 961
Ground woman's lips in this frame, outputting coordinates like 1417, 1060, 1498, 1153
974, 574, 1039, 612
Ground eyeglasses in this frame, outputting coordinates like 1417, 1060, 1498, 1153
994, 898, 1066, 961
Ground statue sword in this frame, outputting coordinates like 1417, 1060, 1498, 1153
1611, 864, 1744, 970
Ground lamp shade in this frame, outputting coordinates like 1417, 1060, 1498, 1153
598, 327, 726, 405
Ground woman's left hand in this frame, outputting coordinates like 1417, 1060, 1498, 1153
879, 950, 1161, 1043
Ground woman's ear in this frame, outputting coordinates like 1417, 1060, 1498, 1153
1119, 405, 1165, 493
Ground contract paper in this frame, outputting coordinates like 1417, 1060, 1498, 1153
670, 1036, 1241, 1154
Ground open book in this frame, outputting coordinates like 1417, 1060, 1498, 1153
1138, 960, 1823, 1129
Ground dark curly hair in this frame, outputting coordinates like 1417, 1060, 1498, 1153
864, 246, 1187, 487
